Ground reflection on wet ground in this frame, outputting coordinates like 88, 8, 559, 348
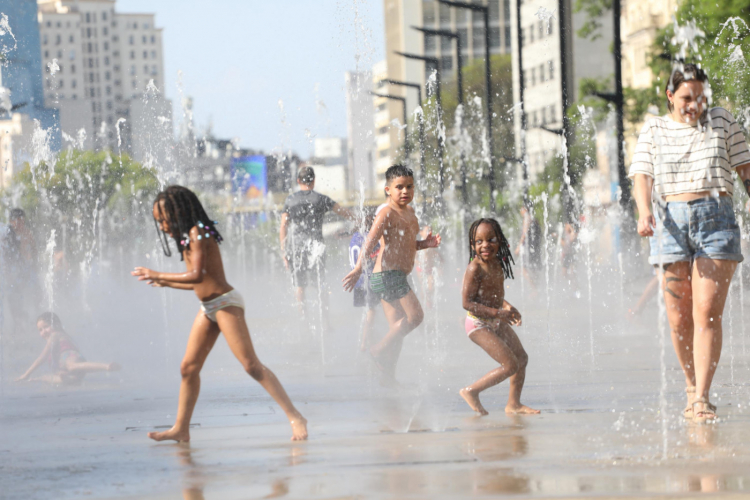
2, 278, 750, 499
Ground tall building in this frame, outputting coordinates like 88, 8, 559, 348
0, 0, 60, 149
345, 70, 375, 194
36, 0, 169, 158
378, 1, 513, 184
511, 0, 614, 180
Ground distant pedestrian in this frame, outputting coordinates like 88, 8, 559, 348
279, 166, 355, 330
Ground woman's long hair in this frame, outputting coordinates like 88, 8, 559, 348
468, 218, 514, 279
37, 312, 64, 331
153, 185, 223, 258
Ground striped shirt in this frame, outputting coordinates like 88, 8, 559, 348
628, 107, 750, 197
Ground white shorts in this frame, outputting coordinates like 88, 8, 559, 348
200, 289, 245, 323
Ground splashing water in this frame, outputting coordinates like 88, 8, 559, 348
671, 20, 705, 61
535, 7, 556, 34
44, 230, 57, 312
0, 13, 17, 58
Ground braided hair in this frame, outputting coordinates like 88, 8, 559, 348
468, 218, 515, 279
153, 185, 223, 259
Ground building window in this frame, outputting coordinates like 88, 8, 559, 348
134, 22, 138, 29
458, 28, 468, 49
144, 23, 149, 29
548, 60, 554, 81
529, 24, 535, 43
144, 65, 148, 73
143, 51, 148, 58
530, 67, 536, 86
539, 63, 545, 82
439, 3, 451, 24
44, 50, 50, 58
521, 28, 525, 47
43, 34, 48, 45
72, 94, 77, 99
72, 79, 77, 88
69, 35, 75, 43
379, 126, 388, 134
89, 73, 95, 83
130, 51, 135, 59
105, 71, 111, 80
142, 35, 147, 43
505, 26, 511, 48
129, 35, 134, 45
71, 64, 76, 73
56, 34, 61, 45
130, 65, 136, 75
441, 56, 453, 71
151, 65, 158, 75
424, 35, 436, 52
151, 35, 155, 44
46, 21, 51, 28
379, 149, 389, 158
132, 80, 137, 89
489, 28, 500, 48
104, 56, 110, 65
440, 36, 452, 52
377, 103, 386, 111
422, 1, 436, 24
104, 42, 109, 51
86, 27, 91, 38
151, 50, 157, 59
57, 50, 63, 58
102, 12, 107, 21
106, 86, 111, 96
472, 27, 485, 49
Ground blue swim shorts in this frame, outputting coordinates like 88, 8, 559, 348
649, 196, 743, 266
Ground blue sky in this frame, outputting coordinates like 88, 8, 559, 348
118, 0, 385, 156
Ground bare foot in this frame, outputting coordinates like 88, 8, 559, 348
505, 403, 540, 415
290, 416, 308, 441
108, 362, 121, 372
147, 427, 190, 442
460, 388, 489, 416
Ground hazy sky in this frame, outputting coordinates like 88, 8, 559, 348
117, 0, 385, 157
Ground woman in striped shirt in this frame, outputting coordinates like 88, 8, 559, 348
630, 64, 750, 424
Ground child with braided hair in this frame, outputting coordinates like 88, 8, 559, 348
459, 218, 539, 416
132, 185, 307, 442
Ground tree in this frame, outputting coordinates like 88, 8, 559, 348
9, 149, 159, 269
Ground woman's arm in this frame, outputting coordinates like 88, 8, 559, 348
17, 337, 53, 381
736, 163, 750, 199
633, 174, 655, 237
133, 227, 206, 284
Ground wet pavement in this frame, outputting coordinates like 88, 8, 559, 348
2, 270, 750, 499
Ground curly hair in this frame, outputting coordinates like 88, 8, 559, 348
468, 218, 514, 279
153, 185, 223, 258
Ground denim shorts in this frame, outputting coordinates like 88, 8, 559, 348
649, 196, 743, 266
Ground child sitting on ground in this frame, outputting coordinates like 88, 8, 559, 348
132, 185, 307, 442
343, 164, 440, 383
349, 209, 381, 351
16, 312, 120, 385
460, 218, 540, 415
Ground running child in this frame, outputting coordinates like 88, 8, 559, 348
132, 185, 307, 442
16, 312, 121, 385
349, 209, 381, 351
342, 164, 440, 383
460, 218, 539, 415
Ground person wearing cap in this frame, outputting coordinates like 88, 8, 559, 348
279, 166, 355, 327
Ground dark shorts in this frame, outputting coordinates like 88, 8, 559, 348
649, 197, 743, 266
354, 286, 380, 309
287, 250, 326, 288
370, 270, 411, 303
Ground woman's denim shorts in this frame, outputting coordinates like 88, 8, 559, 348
649, 196, 743, 266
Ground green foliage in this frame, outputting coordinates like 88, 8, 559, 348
574, 0, 612, 40
650, 0, 750, 118
10, 149, 159, 266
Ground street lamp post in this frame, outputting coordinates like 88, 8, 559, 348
369, 90, 410, 164
394, 52, 446, 209
412, 26, 471, 217
558, 0, 575, 222
438, 0, 498, 213
515, 0, 529, 204
377, 81, 427, 210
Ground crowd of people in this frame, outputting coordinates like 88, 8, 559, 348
3, 62, 747, 442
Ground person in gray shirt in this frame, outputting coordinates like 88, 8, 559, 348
279, 167, 354, 327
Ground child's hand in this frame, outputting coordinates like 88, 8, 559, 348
423, 231, 441, 248
496, 308, 521, 326
132, 267, 160, 285
342, 267, 362, 293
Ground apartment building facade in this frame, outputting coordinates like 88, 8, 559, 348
37, 0, 168, 159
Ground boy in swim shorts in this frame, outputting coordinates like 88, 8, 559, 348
343, 164, 441, 383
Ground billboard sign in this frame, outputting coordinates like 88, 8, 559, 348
231, 155, 267, 200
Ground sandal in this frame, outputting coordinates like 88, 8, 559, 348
683, 386, 696, 419
692, 397, 717, 424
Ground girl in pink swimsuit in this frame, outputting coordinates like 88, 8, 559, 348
459, 218, 540, 416
16, 312, 120, 385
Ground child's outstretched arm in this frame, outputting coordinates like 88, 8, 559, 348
416, 230, 441, 250
343, 208, 387, 292
16, 336, 53, 381
132, 227, 206, 287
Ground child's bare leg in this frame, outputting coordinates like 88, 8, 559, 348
494, 323, 539, 414
149, 311, 221, 443
28, 374, 64, 384
461, 327, 518, 415
294, 286, 306, 317
371, 291, 423, 363
65, 359, 121, 374
359, 308, 377, 351
216, 306, 308, 441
